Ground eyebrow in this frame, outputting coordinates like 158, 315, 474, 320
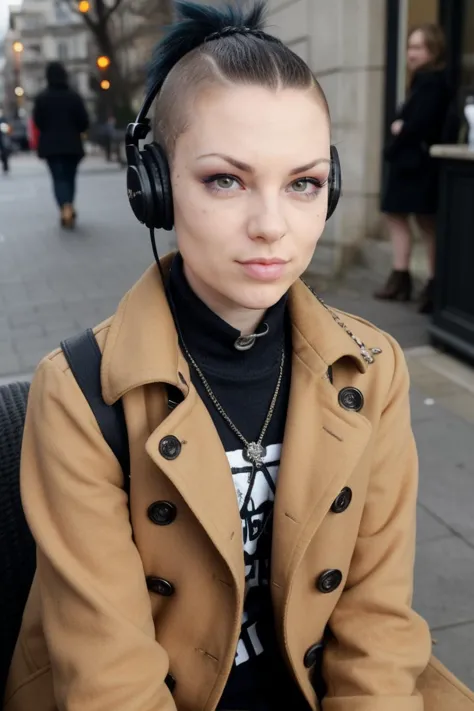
196, 153, 331, 175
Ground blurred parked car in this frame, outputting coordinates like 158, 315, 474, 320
9, 118, 30, 151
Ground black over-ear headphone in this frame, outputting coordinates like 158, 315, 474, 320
126, 85, 342, 230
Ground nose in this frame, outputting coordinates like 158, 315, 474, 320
247, 196, 287, 243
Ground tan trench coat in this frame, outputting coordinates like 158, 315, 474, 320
5, 256, 474, 711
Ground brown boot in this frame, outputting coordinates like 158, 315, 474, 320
60, 203, 74, 229
373, 270, 412, 301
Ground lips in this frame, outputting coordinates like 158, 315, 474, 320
237, 259, 288, 281
239, 258, 287, 266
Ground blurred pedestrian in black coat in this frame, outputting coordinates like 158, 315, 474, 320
375, 24, 452, 313
33, 62, 89, 228
0, 126, 10, 174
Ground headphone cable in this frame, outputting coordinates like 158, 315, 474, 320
149, 227, 166, 284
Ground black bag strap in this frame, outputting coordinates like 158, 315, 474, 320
60, 329, 130, 495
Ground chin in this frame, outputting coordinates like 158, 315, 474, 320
228, 281, 290, 311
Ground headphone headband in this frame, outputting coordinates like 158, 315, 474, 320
126, 84, 162, 146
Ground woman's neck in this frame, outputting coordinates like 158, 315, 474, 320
183, 262, 265, 336
167, 253, 288, 373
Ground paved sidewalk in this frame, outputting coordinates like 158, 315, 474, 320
407, 349, 474, 687
0, 153, 173, 380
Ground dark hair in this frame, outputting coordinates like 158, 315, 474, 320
46, 61, 69, 88
408, 23, 446, 69
149, 0, 329, 154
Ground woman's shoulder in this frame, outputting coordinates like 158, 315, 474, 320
412, 67, 448, 89
39, 317, 114, 378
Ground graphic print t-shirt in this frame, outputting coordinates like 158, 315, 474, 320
227, 443, 281, 670
168, 254, 310, 711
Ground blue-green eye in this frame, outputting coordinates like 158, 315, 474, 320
293, 179, 310, 192
215, 176, 237, 189
202, 174, 242, 192
290, 178, 323, 194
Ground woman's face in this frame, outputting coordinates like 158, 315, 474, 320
171, 84, 331, 323
407, 30, 433, 71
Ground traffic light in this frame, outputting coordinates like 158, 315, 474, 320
100, 80, 110, 90
78, 0, 90, 11
96, 55, 110, 69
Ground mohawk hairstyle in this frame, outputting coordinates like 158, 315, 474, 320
148, 0, 329, 156
147, 0, 268, 93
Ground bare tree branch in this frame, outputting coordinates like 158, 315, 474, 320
59, 0, 96, 28
104, 0, 126, 22
57, 0, 174, 122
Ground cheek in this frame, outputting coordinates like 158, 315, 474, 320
290, 201, 327, 247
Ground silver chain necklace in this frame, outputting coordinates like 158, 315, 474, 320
179, 334, 285, 468
302, 280, 383, 364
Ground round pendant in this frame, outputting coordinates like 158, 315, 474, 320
234, 323, 269, 351
243, 442, 266, 465
234, 335, 256, 351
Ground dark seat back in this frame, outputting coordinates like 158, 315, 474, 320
0, 381, 36, 702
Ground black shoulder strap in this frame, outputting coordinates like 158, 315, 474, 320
60, 329, 130, 495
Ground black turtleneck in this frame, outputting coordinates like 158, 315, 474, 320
167, 255, 310, 711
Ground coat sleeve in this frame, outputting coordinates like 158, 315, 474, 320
322, 335, 432, 711
20, 356, 177, 711
384, 73, 446, 158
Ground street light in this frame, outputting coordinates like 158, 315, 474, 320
100, 79, 110, 90
13, 41, 24, 53
14, 86, 24, 97
78, 0, 90, 12
96, 55, 110, 69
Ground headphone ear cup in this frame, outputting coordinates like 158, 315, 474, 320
326, 144, 342, 221
141, 150, 165, 229
143, 143, 174, 231
126, 144, 155, 228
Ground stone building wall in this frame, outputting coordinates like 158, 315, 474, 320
265, 0, 387, 276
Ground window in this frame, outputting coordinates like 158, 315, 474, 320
55, 0, 75, 24
57, 42, 68, 61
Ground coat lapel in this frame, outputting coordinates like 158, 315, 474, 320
270, 281, 373, 619
145, 378, 246, 596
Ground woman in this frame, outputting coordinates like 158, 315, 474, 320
33, 61, 89, 228
4, 2, 464, 710
375, 24, 452, 313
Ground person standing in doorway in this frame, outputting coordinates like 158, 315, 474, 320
33, 62, 89, 228
375, 24, 452, 313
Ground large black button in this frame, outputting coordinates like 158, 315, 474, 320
147, 501, 177, 526
338, 387, 364, 412
316, 569, 343, 594
146, 576, 175, 596
304, 642, 324, 669
331, 487, 353, 514
159, 435, 182, 460
165, 673, 176, 693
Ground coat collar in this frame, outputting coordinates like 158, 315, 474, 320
101, 253, 369, 405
